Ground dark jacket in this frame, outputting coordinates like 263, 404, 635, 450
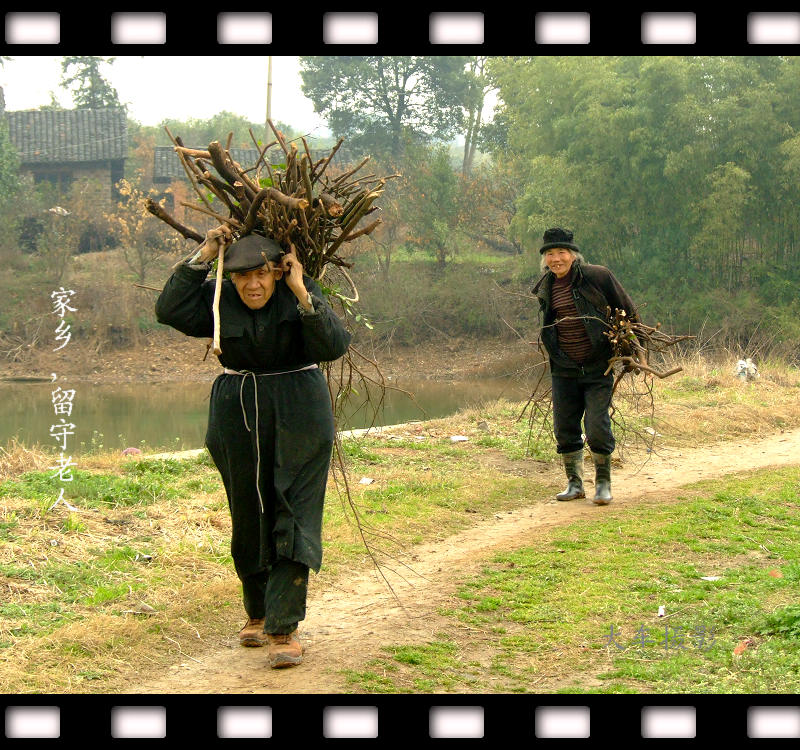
533, 261, 638, 377
155, 262, 351, 574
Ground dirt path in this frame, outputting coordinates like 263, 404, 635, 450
134, 427, 800, 694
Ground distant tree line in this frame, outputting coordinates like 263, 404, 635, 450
295, 55, 800, 352
484, 56, 800, 342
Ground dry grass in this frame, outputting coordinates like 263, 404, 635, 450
648, 355, 800, 447
1, 579, 239, 694
0, 468, 239, 693
0, 438, 51, 481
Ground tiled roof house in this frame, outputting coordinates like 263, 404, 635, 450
5, 105, 127, 201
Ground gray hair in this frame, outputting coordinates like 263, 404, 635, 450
540, 248, 586, 273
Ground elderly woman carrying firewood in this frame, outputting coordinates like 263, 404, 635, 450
532, 227, 640, 506
155, 225, 351, 669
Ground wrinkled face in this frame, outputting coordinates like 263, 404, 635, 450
231, 264, 283, 310
544, 248, 575, 279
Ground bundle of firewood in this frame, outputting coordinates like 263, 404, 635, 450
603, 307, 694, 380
146, 120, 398, 281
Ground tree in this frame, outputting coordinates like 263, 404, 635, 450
483, 54, 800, 353
459, 158, 522, 255
60, 57, 121, 109
0, 120, 20, 205
405, 145, 461, 269
150, 111, 300, 150
38, 91, 66, 111
108, 176, 185, 284
353, 161, 405, 282
462, 56, 495, 176
691, 162, 752, 287
300, 56, 470, 160
0, 51, 19, 214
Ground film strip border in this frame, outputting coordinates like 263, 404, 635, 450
4, 697, 800, 741
2, 11, 800, 51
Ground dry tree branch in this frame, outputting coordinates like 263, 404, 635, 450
211, 241, 228, 356
145, 199, 204, 243
313, 137, 344, 184
180, 201, 243, 227
605, 357, 683, 380
165, 127, 213, 210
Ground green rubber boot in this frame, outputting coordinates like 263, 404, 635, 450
556, 450, 586, 501
591, 452, 613, 505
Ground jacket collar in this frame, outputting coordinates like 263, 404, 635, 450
533, 261, 583, 299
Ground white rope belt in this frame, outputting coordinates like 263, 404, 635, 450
223, 364, 318, 376
223, 364, 319, 515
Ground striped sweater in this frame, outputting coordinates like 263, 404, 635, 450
551, 275, 593, 363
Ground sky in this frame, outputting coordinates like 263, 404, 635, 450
0, 56, 331, 136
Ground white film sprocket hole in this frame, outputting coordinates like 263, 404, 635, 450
5, 12, 60, 44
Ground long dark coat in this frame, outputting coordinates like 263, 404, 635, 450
155, 263, 351, 577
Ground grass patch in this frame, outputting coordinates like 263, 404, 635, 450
0, 455, 225, 513
0, 469, 180, 509
340, 440, 384, 465
0, 408, 557, 693
646, 358, 800, 447
121, 457, 197, 477
343, 467, 800, 693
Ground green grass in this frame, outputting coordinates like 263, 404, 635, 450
0, 469, 179, 509
2, 387, 798, 693
321, 418, 558, 569
121, 457, 197, 477
384, 640, 481, 692
61, 514, 86, 533
0, 457, 221, 511
340, 440, 384, 465
322, 453, 555, 573
2, 545, 150, 614
344, 467, 800, 693
0, 513, 19, 540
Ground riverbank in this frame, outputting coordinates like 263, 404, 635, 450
0, 329, 535, 385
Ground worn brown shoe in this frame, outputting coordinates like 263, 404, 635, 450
267, 630, 303, 668
239, 617, 268, 647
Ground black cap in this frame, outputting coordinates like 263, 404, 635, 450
539, 227, 582, 255
224, 234, 284, 273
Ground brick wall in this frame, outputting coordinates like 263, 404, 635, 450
24, 163, 117, 209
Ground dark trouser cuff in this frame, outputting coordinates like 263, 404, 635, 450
242, 559, 309, 632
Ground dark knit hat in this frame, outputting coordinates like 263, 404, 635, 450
539, 227, 581, 255
224, 234, 284, 273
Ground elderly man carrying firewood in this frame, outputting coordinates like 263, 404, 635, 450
532, 227, 640, 505
155, 225, 351, 669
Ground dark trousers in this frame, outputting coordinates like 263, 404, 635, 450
242, 558, 309, 635
206, 371, 333, 637
551, 372, 615, 455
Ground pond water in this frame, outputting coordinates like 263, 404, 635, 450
0, 373, 537, 455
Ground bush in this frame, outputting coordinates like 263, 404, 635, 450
351, 258, 529, 347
